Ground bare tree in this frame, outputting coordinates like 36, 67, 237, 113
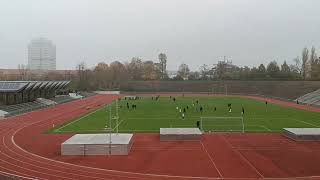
17, 64, 29, 80
177, 63, 190, 80
310, 46, 318, 79
199, 64, 210, 80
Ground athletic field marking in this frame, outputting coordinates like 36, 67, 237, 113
200, 142, 223, 178
220, 135, 264, 178
260, 125, 272, 132
11, 130, 229, 180
291, 118, 319, 127
0, 169, 38, 180
53, 107, 104, 132
112, 118, 126, 131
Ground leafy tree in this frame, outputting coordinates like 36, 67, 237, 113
158, 53, 167, 79
143, 61, 158, 80
257, 64, 267, 79
267, 61, 280, 78
280, 61, 291, 79
310, 46, 319, 79
302, 47, 309, 79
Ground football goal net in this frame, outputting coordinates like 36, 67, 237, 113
200, 116, 245, 133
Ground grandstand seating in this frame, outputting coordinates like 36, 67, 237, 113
50, 95, 75, 104
297, 89, 320, 106
0, 101, 48, 117
36, 98, 57, 106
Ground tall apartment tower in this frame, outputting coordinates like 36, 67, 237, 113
28, 38, 56, 70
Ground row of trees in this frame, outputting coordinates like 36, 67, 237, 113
74, 47, 319, 90
176, 46, 320, 81
2, 48, 319, 91
75, 55, 168, 90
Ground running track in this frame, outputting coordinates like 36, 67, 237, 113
1, 94, 320, 179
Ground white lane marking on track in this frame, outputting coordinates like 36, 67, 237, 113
220, 135, 264, 178
200, 142, 223, 179
10, 100, 226, 180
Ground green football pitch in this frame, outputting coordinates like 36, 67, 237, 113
51, 96, 320, 133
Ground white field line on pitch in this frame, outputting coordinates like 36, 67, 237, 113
291, 118, 319, 127
111, 118, 126, 131
54, 107, 105, 132
249, 117, 320, 127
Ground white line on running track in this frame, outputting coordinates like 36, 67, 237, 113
0, 169, 39, 180
220, 135, 264, 178
54, 107, 105, 132
200, 142, 223, 179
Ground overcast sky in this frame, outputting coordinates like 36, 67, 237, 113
0, 0, 319, 71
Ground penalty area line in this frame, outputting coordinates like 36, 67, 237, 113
53, 107, 105, 132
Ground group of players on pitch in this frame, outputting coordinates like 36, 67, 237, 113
169, 96, 251, 120
122, 96, 269, 120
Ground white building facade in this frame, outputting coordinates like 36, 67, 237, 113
28, 38, 56, 70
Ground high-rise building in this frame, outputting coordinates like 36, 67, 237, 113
28, 38, 56, 70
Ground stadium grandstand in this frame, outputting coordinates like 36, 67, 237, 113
297, 89, 320, 106
0, 81, 71, 117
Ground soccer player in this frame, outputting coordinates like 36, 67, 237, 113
182, 113, 185, 120
183, 108, 186, 113
242, 107, 245, 115
200, 106, 203, 113
214, 107, 217, 111
228, 103, 232, 113
126, 102, 129, 109
265, 101, 268, 112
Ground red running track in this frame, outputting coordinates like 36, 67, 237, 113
1, 94, 320, 179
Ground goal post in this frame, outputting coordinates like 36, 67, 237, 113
200, 116, 245, 133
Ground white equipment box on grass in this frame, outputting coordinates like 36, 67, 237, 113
61, 134, 133, 155
160, 128, 202, 141
283, 128, 320, 141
